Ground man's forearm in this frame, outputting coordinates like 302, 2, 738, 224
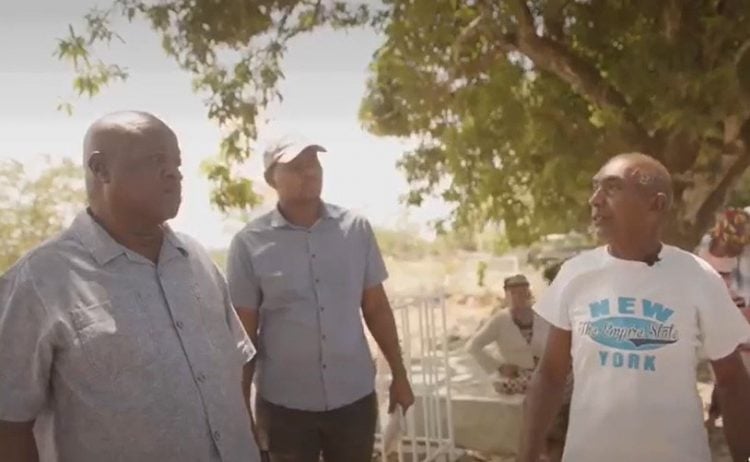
242, 360, 256, 411
467, 340, 502, 375
0, 422, 39, 462
235, 308, 259, 415
364, 306, 406, 377
518, 370, 567, 462
715, 372, 750, 461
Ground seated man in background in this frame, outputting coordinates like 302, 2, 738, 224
467, 274, 542, 396
466, 272, 569, 461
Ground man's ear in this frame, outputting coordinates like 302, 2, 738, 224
88, 151, 111, 183
264, 167, 277, 189
653, 192, 668, 213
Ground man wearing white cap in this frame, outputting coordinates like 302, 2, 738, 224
226, 136, 414, 462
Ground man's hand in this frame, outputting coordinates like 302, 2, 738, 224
249, 415, 260, 445
389, 373, 415, 413
516, 453, 552, 462
361, 284, 415, 414
711, 349, 750, 461
0, 420, 38, 462
517, 326, 571, 462
499, 364, 520, 379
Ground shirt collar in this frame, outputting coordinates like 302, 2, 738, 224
72, 209, 188, 266
270, 202, 343, 229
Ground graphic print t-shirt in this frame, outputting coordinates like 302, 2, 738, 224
534, 245, 750, 462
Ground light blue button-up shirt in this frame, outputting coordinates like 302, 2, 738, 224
0, 211, 259, 462
227, 203, 388, 411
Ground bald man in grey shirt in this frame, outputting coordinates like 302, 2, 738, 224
0, 111, 260, 462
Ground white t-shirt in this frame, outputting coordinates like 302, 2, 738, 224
534, 245, 750, 462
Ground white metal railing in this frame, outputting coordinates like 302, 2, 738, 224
374, 294, 456, 462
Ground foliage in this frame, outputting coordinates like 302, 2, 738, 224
374, 226, 435, 260
56, 0, 382, 215
375, 223, 511, 259
0, 157, 85, 272
476, 260, 488, 287
57, 1, 750, 249
729, 167, 750, 208
526, 231, 596, 269
209, 248, 229, 271
360, 0, 750, 248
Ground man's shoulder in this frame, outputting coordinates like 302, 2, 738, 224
556, 246, 608, 278
325, 203, 372, 231
489, 308, 513, 324
663, 245, 713, 274
226, 211, 281, 256
235, 209, 280, 236
3, 229, 83, 285
20, 229, 83, 269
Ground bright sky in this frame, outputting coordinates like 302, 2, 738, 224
0, 1, 448, 248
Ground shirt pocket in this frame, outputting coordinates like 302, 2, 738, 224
258, 272, 317, 331
68, 294, 161, 381
259, 272, 310, 309
190, 278, 246, 365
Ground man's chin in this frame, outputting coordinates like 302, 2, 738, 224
590, 224, 611, 243
160, 201, 181, 222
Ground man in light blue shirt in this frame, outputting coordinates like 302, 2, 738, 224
227, 136, 414, 462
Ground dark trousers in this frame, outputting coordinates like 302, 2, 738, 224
255, 393, 378, 462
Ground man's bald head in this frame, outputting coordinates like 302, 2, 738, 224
83, 112, 172, 181
591, 152, 674, 246
83, 111, 182, 224
605, 152, 674, 211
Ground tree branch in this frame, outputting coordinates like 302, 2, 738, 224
695, 152, 750, 236
511, 0, 535, 37
677, 117, 750, 245
503, 0, 654, 152
663, 0, 682, 43
542, 0, 570, 40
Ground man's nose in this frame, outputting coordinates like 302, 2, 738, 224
164, 165, 183, 181
589, 187, 604, 207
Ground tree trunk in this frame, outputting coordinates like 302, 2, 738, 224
663, 146, 750, 251
663, 205, 713, 251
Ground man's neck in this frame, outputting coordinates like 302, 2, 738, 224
88, 207, 164, 263
511, 306, 534, 324
277, 199, 323, 228
607, 236, 663, 265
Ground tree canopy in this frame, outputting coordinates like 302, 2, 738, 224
58, 0, 750, 248
0, 157, 84, 271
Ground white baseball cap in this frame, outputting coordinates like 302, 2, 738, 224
262, 135, 327, 174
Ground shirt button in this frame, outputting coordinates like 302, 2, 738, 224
311, 253, 317, 258
322, 364, 327, 369
197, 373, 207, 383
320, 306, 325, 311
315, 278, 320, 283
322, 334, 327, 340
176, 321, 184, 329
213, 431, 221, 441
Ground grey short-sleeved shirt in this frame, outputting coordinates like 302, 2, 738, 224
0, 211, 260, 462
227, 203, 388, 412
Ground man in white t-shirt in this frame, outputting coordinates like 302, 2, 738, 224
517, 153, 750, 462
